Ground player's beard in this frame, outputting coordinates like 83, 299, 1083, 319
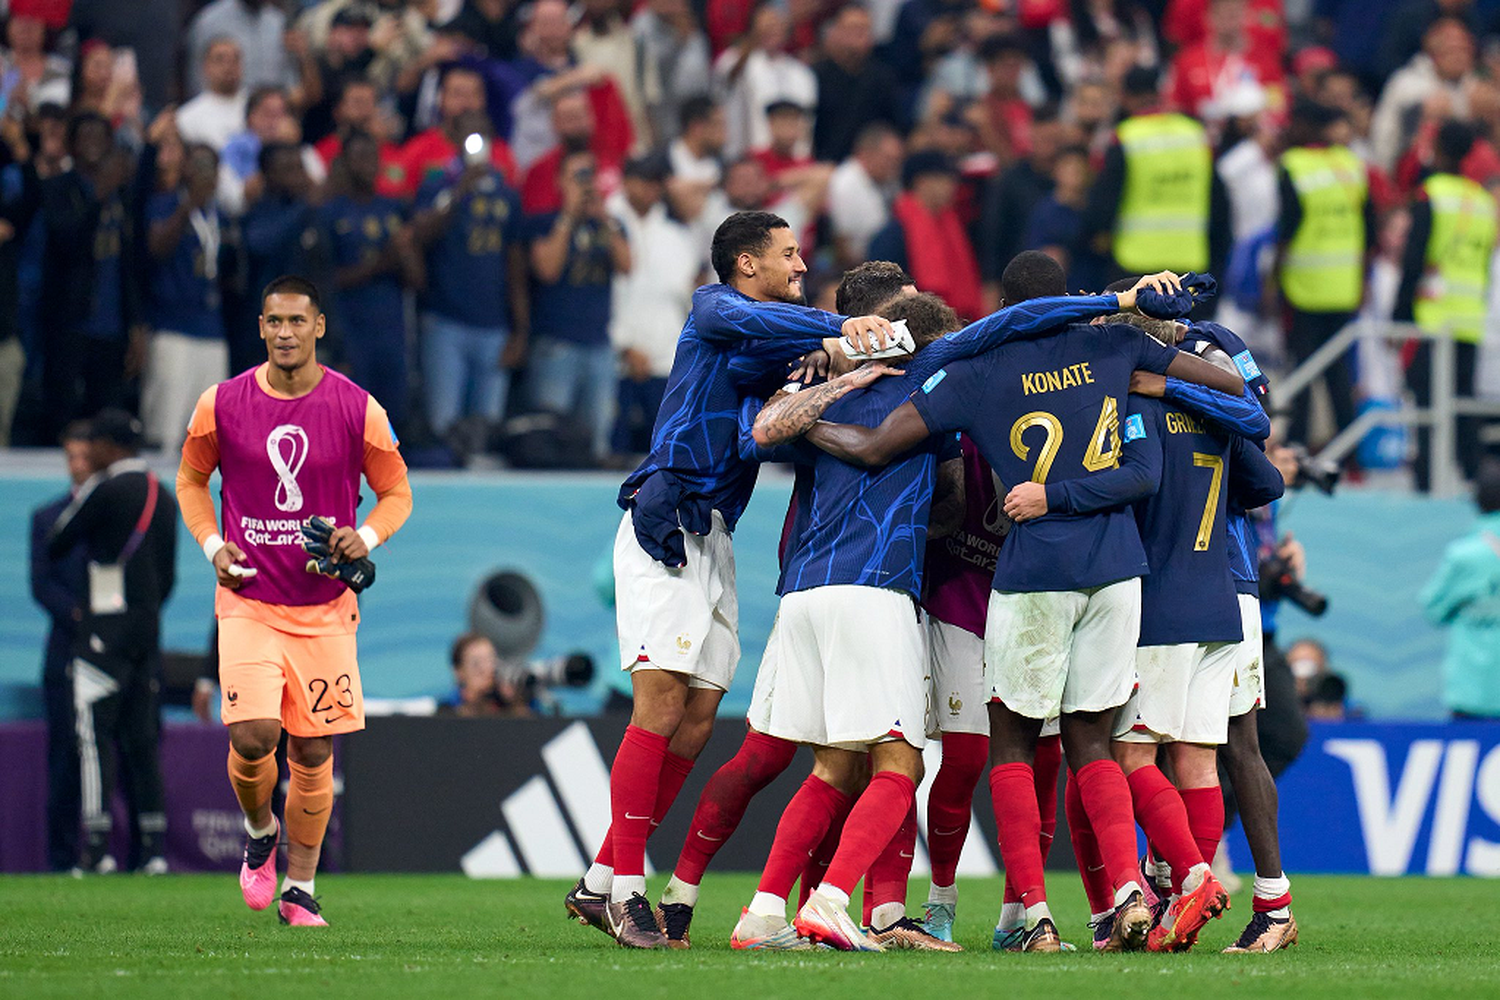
772, 276, 806, 306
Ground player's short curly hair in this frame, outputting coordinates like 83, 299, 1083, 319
836, 260, 915, 315
1000, 250, 1066, 304
710, 210, 791, 284
880, 291, 960, 350
1103, 311, 1182, 345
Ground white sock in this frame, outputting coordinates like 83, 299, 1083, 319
748, 891, 787, 919
583, 863, 613, 895
996, 900, 1024, 931
661, 875, 699, 907
1253, 873, 1291, 916
610, 874, 647, 904
815, 882, 851, 911
871, 902, 905, 930
1023, 900, 1052, 929
1113, 880, 1143, 909
245, 816, 276, 839
1181, 862, 1212, 894
927, 882, 958, 906
281, 876, 313, 896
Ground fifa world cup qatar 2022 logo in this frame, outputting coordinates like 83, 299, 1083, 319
267, 424, 310, 513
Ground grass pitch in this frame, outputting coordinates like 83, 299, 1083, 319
1, 872, 1495, 999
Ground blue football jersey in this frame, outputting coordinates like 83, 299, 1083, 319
618, 284, 843, 531
910, 323, 1178, 592
1124, 395, 1241, 646
779, 375, 951, 597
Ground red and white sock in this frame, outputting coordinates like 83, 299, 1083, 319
1252, 874, 1292, 917
753, 774, 850, 914
926, 731, 988, 892
988, 762, 1046, 908
1064, 769, 1115, 915
1126, 765, 1203, 895
606, 725, 668, 902
1073, 758, 1142, 901
821, 771, 917, 899
672, 730, 796, 888
867, 800, 918, 930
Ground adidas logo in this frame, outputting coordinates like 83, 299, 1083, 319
461, 721, 657, 879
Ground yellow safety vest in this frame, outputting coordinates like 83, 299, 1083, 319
1113, 113, 1212, 273
1278, 145, 1367, 313
1415, 172, 1497, 344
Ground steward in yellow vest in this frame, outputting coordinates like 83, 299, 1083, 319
1396, 121, 1497, 491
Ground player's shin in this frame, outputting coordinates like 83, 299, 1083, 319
867, 801, 918, 930
1065, 770, 1117, 916
820, 770, 918, 905
799, 795, 850, 909
989, 762, 1049, 924
1125, 764, 1205, 894
754, 775, 850, 916
227, 745, 278, 834
1073, 758, 1145, 905
1033, 734, 1062, 867
606, 724, 669, 902
926, 731, 987, 892
674, 730, 797, 891
1179, 784, 1227, 880
284, 755, 334, 889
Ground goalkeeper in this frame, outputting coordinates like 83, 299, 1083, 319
176, 276, 413, 927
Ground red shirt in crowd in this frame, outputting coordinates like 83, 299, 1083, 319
393, 128, 518, 198
521, 144, 623, 213
314, 133, 409, 198
751, 147, 813, 180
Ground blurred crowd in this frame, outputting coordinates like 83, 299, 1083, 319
3, 0, 1500, 471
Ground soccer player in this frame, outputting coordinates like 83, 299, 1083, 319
1158, 320, 1298, 951
176, 275, 413, 926
654, 262, 918, 950
800, 253, 1244, 951
570, 211, 896, 949
731, 292, 964, 952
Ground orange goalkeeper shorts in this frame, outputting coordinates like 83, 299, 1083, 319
218, 617, 365, 737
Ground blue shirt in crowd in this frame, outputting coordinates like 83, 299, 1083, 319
416, 167, 521, 329
321, 193, 407, 343
145, 191, 224, 340
525, 212, 613, 345
80, 195, 125, 341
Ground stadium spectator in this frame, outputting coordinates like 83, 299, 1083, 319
751, 99, 813, 180
177, 37, 249, 153
38, 113, 140, 441
525, 150, 631, 461
1378, 0, 1499, 82
972, 34, 1038, 169
0, 115, 39, 447
241, 142, 324, 373
668, 93, 727, 184
69, 0, 182, 111
412, 110, 527, 447
1371, 16, 1479, 170
1275, 99, 1375, 449
978, 104, 1066, 308
1025, 144, 1105, 292
1421, 458, 1500, 720
141, 141, 230, 454
826, 121, 902, 267
218, 86, 328, 216
632, 0, 713, 144
522, 87, 623, 212
607, 152, 697, 455
299, 6, 379, 146
868, 150, 983, 321
713, 3, 818, 159
1397, 120, 1495, 490
440, 632, 531, 717
811, 4, 899, 162
312, 78, 405, 195
186, 0, 297, 98
1166, 0, 1285, 122
396, 64, 517, 197
575, 0, 659, 148
28, 421, 91, 872
0, 11, 72, 113
445, 0, 524, 62
69, 39, 144, 146
321, 129, 423, 435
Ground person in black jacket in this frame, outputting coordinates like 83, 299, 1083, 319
47, 409, 178, 875
28, 421, 94, 872
38, 112, 144, 442
0, 114, 40, 445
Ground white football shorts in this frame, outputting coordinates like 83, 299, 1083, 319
1227, 594, 1265, 717
614, 508, 738, 692
1114, 640, 1238, 745
925, 617, 991, 737
984, 578, 1141, 721
752, 585, 928, 751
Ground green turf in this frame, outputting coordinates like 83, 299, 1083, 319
1, 872, 1496, 999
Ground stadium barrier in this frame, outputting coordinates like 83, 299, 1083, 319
3, 718, 1496, 875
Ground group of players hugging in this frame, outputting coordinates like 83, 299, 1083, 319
565, 210, 1298, 955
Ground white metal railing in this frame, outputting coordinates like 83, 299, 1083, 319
1270, 318, 1500, 497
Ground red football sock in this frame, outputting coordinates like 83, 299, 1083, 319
1126, 765, 1203, 894
823, 771, 917, 897
927, 732, 988, 887
799, 794, 852, 909
607, 725, 669, 878
988, 762, 1046, 906
595, 747, 696, 867
1074, 758, 1139, 896
1065, 769, 1115, 914
1001, 736, 1062, 904
758, 775, 850, 900
867, 800, 918, 913
1178, 785, 1226, 875
673, 730, 796, 884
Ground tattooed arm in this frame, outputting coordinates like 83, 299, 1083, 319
751, 363, 905, 449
